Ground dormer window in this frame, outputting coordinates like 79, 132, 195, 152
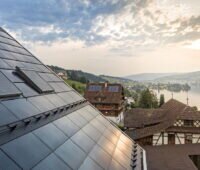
184, 120, 193, 127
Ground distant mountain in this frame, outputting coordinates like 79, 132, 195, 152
100, 75, 133, 83
125, 73, 177, 82
155, 71, 200, 84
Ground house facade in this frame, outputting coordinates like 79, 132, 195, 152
124, 99, 200, 146
84, 82, 125, 123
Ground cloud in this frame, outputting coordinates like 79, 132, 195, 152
0, 0, 199, 57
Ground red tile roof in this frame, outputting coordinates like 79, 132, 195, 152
125, 99, 196, 139
84, 82, 125, 104
145, 144, 200, 170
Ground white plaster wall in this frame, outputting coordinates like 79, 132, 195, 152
164, 133, 168, 145
193, 134, 200, 143
153, 133, 162, 145
177, 133, 185, 144
106, 112, 124, 124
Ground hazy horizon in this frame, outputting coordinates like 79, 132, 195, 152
0, 0, 200, 77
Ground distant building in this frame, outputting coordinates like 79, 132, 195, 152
124, 99, 200, 146
57, 72, 67, 79
84, 82, 125, 123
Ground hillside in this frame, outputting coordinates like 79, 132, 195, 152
64, 79, 86, 95
125, 73, 177, 82
100, 75, 134, 83
48, 65, 105, 82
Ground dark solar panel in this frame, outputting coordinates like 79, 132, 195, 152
97, 136, 116, 156
12, 53, 40, 64
0, 42, 31, 56
49, 82, 64, 92
109, 159, 126, 170
0, 30, 13, 39
4, 59, 26, 68
28, 96, 56, 113
57, 92, 78, 104
0, 36, 22, 47
79, 157, 103, 170
0, 49, 16, 60
88, 85, 102, 91
39, 73, 61, 82
0, 58, 12, 69
68, 91, 84, 102
1, 133, 51, 169
68, 110, 88, 128
55, 139, 86, 169
77, 107, 94, 121
44, 94, 66, 108
89, 145, 112, 169
2, 98, 40, 119
32, 153, 71, 170
82, 123, 102, 142
0, 103, 18, 126
16, 67, 54, 93
33, 123, 68, 150
71, 130, 95, 153
108, 86, 119, 92
0, 72, 21, 98
15, 83, 38, 97
0, 69, 24, 82
0, 150, 21, 170
53, 116, 80, 137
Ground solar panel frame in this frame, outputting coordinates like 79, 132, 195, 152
16, 67, 54, 93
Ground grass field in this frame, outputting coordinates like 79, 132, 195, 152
64, 79, 86, 95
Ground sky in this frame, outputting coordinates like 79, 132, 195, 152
0, 0, 200, 76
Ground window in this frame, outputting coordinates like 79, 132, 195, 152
185, 134, 192, 144
168, 134, 175, 144
184, 120, 193, 127
108, 86, 119, 92
16, 67, 53, 93
88, 85, 102, 91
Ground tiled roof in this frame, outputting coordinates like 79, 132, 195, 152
125, 99, 189, 139
0, 28, 145, 169
145, 144, 200, 170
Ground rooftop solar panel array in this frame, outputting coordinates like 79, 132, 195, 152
0, 28, 146, 170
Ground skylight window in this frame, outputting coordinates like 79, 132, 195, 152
16, 67, 54, 93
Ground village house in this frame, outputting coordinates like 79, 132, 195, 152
57, 72, 68, 79
84, 82, 125, 123
124, 99, 200, 146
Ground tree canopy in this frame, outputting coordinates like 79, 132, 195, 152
138, 88, 158, 108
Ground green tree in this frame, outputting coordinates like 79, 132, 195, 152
159, 94, 165, 107
138, 88, 158, 108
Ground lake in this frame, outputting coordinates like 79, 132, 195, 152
153, 86, 200, 110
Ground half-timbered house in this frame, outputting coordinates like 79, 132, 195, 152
125, 99, 200, 145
